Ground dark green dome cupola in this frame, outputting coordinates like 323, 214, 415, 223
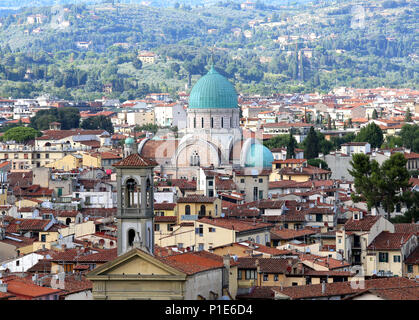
188, 66, 238, 109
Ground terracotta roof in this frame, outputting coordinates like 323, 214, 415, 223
154, 202, 176, 210
100, 152, 122, 160
344, 215, 380, 231
113, 153, 158, 168
158, 250, 237, 275
58, 274, 93, 297
270, 228, 318, 240
367, 231, 414, 250
238, 257, 298, 274
37, 129, 106, 141
26, 259, 52, 273
198, 217, 272, 232
155, 216, 177, 223
273, 277, 419, 300
177, 195, 216, 203
76, 248, 117, 263
5, 278, 61, 299
405, 246, 419, 265
394, 223, 419, 235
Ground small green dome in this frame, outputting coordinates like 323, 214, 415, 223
125, 137, 134, 145
245, 143, 274, 168
188, 66, 238, 109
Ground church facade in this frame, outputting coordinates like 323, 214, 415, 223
135, 66, 274, 180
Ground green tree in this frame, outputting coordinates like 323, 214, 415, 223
304, 127, 320, 159
405, 107, 412, 122
31, 107, 80, 130
349, 153, 410, 220
355, 122, 384, 148
264, 134, 292, 150
286, 130, 296, 159
378, 153, 410, 220
1, 126, 41, 143
307, 158, 330, 170
349, 153, 382, 211
372, 109, 378, 119
136, 123, 159, 134
399, 124, 419, 152
81, 116, 114, 134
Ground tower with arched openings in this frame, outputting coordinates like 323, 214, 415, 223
113, 148, 158, 256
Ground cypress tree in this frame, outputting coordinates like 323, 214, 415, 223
304, 127, 319, 159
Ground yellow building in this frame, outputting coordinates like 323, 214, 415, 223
155, 217, 272, 252
82, 152, 101, 168
365, 232, 418, 277
269, 165, 331, 182
45, 154, 83, 171
177, 195, 222, 224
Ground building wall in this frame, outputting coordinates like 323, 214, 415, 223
45, 155, 81, 171
184, 269, 223, 300
233, 175, 269, 203
64, 290, 93, 300
0, 252, 44, 272
82, 153, 101, 168
91, 279, 185, 300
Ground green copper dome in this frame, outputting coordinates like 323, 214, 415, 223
188, 66, 238, 109
245, 143, 274, 169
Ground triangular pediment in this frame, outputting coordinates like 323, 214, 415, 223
87, 248, 185, 278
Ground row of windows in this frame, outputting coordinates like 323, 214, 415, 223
191, 117, 236, 129
237, 271, 280, 282
378, 252, 401, 263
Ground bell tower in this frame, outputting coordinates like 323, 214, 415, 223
113, 152, 157, 256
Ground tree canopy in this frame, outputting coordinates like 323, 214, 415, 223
81, 115, 114, 134
349, 152, 410, 219
354, 122, 383, 148
30, 107, 81, 130
1, 126, 41, 143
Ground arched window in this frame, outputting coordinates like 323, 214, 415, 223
211, 117, 214, 128
185, 205, 191, 215
221, 117, 224, 128
193, 117, 196, 128
199, 205, 206, 217
128, 229, 136, 247
201, 117, 204, 128
125, 178, 138, 208
230, 117, 232, 128
65, 218, 71, 226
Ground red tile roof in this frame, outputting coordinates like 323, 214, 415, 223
113, 153, 158, 167
154, 203, 176, 210
158, 250, 237, 275
273, 277, 419, 300
5, 278, 61, 299
198, 217, 272, 232
270, 228, 318, 240
238, 257, 298, 274
344, 215, 380, 231
405, 246, 419, 265
367, 231, 414, 250
177, 195, 217, 203
155, 216, 177, 223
